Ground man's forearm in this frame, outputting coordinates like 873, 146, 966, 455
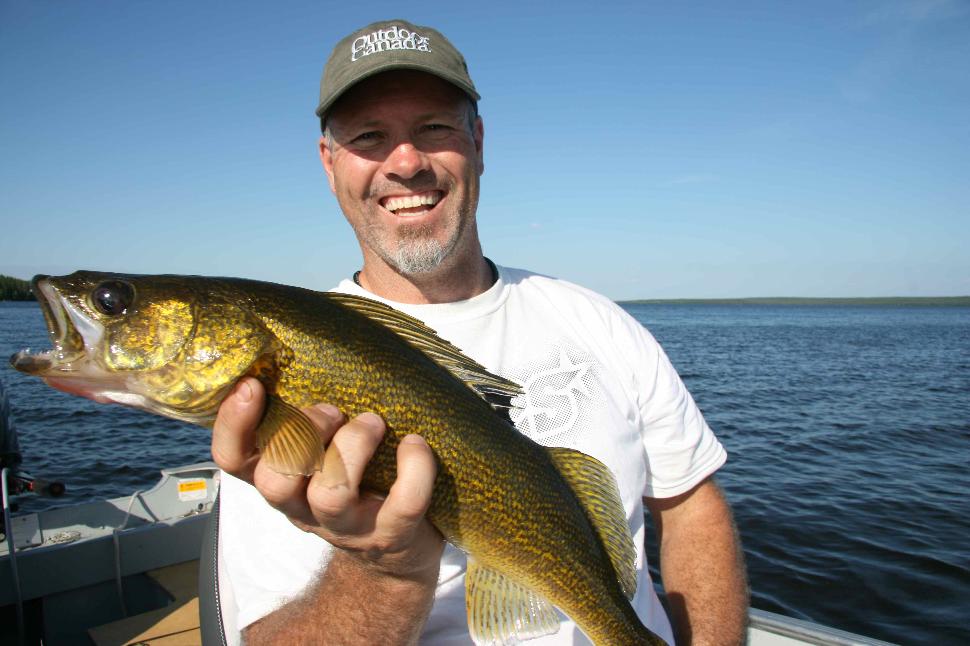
244, 550, 438, 645
650, 480, 749, 646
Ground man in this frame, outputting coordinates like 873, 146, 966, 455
211, 19, 747, 645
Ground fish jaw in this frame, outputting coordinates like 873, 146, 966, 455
9, 275, 131, 403
11, 275, 92, 375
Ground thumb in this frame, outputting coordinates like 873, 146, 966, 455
212, 377, 266, 481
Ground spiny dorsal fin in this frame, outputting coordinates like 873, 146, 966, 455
465, 557, 561, 645
257, 395, 325, 475
546, 447, 638, 600
325, 292, 523, 410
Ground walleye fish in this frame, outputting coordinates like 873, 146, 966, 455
10, 271, 665, 645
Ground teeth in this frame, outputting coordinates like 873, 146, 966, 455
384, 192, 440, 213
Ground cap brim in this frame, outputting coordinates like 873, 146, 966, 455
315, 61, 480, 118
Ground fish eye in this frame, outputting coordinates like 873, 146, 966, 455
91, 281, 135, 316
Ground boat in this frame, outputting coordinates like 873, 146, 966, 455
746, 609, 895, 646
1, 462, 219, 645
1, 464, 897, 645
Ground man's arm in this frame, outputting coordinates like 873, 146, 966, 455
244, 548, 438, 644
644, 478, 748, 646
211, 377, 445, 645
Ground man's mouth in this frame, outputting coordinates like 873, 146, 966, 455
381, 191, 443, 216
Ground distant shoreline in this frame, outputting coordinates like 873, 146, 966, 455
1, 272, 967, 307
0, 275, 35, 301
620, 296, 970, 306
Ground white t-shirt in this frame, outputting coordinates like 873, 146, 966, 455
218, 265, 726, 645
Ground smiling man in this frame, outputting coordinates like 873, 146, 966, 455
322, 68, 489, 303
211, 19, 747, 646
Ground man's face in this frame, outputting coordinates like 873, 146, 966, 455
320, 71, 484, 276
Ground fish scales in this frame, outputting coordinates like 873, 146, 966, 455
220, 278, 655, 644
10, 272, 665, 645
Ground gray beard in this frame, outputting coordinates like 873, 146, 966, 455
393, 239, 445, 274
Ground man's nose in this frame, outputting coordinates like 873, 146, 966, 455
384, 141, 430, 179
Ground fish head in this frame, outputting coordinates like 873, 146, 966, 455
10, 271, 275, 425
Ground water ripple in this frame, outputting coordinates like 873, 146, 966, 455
628, 303, 970, 644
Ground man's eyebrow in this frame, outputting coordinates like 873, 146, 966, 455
340, 109, 463, 128
415, 109, 463, 121
335, 118, 382, 131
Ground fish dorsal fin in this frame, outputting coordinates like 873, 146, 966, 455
257, 395, 325, 475
546, 447, 638, 600
326, 293, 523, 410
465, 557, 561, 645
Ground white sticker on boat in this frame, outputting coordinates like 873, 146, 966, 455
177, 478, 207, 502
11, 513, 42, 549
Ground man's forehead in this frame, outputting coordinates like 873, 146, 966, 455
328, 71, 469, 124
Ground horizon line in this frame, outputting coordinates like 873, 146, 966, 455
618, 296, 970, 305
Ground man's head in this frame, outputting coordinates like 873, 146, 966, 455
317, 20, 485, 280
316, 19, 479, 131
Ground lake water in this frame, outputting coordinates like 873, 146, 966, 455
2, 300, 968, 644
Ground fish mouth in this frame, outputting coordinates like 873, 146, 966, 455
10, 276, 123, 403
9, 276, 90, 376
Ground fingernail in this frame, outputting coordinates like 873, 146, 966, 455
357, 412, 384, 429
312, 403, 342, 422
234, 380, 253, 403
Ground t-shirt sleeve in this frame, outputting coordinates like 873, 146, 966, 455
618, 313, 727, 498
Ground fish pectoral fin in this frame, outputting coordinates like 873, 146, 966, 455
257, 396, 324, 476
465, 557, 560, 645
546, 446, 638, 600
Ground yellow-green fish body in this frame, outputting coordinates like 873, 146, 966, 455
11, 271, 665, 645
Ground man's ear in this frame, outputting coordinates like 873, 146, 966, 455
319, 136, 337, 193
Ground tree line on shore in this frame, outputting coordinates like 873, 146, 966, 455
0, 275, 36, 301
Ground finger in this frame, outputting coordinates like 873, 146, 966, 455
211, 377, 266, 481
317, 412, 385, 489
307, 412, 386, 526
252, 457, 315, 526
302, 403, 346, 446
375, 434, 437, 538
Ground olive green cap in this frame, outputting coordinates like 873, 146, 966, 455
315, 19, 480, 120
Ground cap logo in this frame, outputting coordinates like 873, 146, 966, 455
351, 25, 431, 62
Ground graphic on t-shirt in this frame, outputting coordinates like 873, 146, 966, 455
509, 343, 604, 447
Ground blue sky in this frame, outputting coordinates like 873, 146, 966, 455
1, 0, 967, 299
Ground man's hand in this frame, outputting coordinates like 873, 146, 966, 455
211, 377, 445, 644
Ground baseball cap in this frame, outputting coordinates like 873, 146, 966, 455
316, 19, 480, 120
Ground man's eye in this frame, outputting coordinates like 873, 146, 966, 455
351, 131, 383, 146
422, 124, 453, 139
